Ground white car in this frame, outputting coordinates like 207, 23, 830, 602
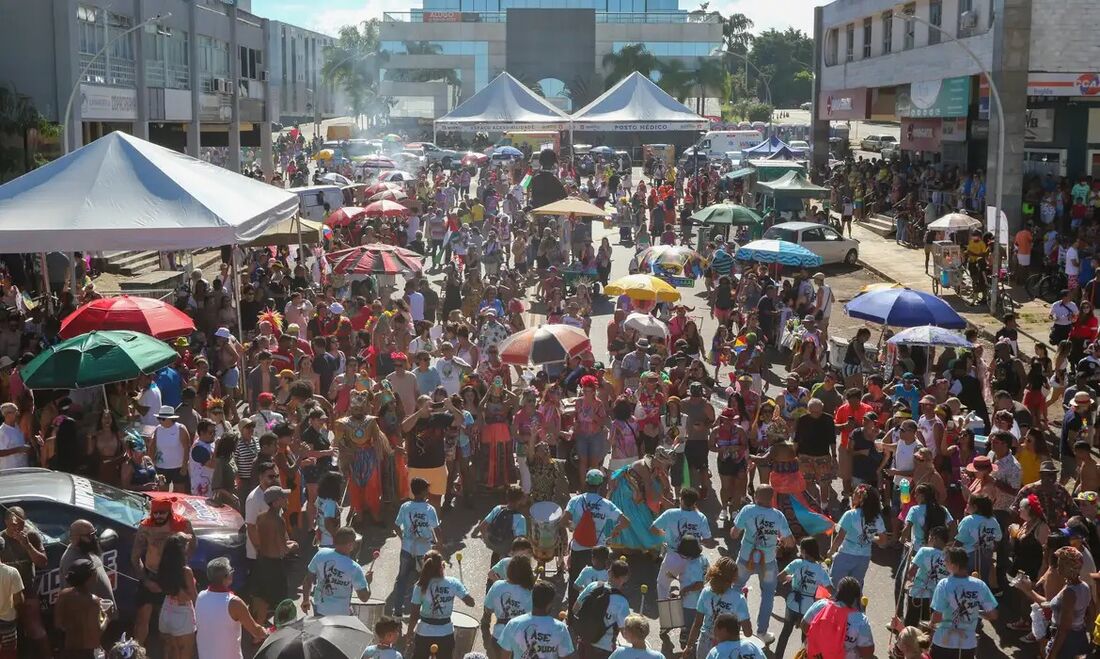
763, 221, 860, 265
789, 140, 811, 155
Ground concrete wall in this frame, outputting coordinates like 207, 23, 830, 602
507, 9, 595, 93
1028, 0, 1100, 72
0, 0, 60, 119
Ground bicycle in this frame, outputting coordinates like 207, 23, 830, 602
1030, 271, 1068, 303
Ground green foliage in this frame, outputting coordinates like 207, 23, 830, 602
731, 99, 774, 123
601, 44, 659, 89
746, 28, 813, 107
322, 19, 392, 128
0, 82, 55, 180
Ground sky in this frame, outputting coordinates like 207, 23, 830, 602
251, 0, 827, 37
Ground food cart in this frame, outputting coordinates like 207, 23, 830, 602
930, 240, 970, 297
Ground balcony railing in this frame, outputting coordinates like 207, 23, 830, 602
382, 10, 718, 24
79, 52, 136, 87
145, 61, 191, 90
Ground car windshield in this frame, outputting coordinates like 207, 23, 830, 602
881, 136, 897, 143
91, 481, 148, 527
346, 142, 378, 158
763, 227, 798, 242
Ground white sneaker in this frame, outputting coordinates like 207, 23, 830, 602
718, 508, 728, 522
758, 632, 775, 645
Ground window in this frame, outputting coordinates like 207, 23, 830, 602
862, 18, 872, 58
845, 24, 854, 62
958, 0, 974, 34
826, 27, 838, 66
882, 11, 893, 54
240, 46, 262, 80
802, 228, 826, 242
903, 4, 916, 50
929, 0, 942, 44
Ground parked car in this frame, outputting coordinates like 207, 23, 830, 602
4, 469, 246, 618
406, 142, 459, 167
763, 221, 860, 265
859, 134, 897, 152
799, 102, 813, 111
880, 143, 901, 161
788, 140, 811, 155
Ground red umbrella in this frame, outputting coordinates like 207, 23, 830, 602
368, 188, 408, 202
59, 295, 195, 340
325, 243, 424, 275
461, 151, 488, 166
362, 200, 410, 218
361, 155, 396, 169
497, 324, 591, 365
364, 182, 401, 197
325, 206, 367, 227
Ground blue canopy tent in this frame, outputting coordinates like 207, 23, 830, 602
742, 135, 792, 157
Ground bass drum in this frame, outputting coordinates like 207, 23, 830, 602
529, 501, 563, 563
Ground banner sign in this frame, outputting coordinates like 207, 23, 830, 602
80, 84, 136, 121
659, 275, 696, 288
896, 76, 971, 118
900, 118, 942, 151
818, 88, 869, 120
423, 11, 460, 22
435, 121, 569, 132
571, 121, 709, 131
1025, 108, 1055, 142
1027, 72, 1100, 97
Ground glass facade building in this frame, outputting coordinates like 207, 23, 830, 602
381, 40, 490, 90
422, 0, 679, 9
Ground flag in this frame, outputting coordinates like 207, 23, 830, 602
520, 168, 533, 189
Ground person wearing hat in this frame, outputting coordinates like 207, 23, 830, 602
561, 470, 630, 607
620, 339, 649, 392
1050, 287, 1079, 345
1062, 390, 1096, 485
1013, 460, 1079, 529
149, 405, 191, 493
811, 272, 834, 332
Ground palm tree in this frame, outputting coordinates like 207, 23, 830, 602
655, 60, 694, 102
565, 72, 602, 109
692, 57, 729, 115
0, 83, 55, 179
322, 20, 386, 129
601, 44, 658, 89
722, 12, 755, 96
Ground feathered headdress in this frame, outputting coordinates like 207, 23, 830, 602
257, 309, 283, 330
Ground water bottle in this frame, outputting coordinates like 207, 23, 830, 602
899, 478, 911, 505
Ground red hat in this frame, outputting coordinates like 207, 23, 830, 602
258, 392, 275, 403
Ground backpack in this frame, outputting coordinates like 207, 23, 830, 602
574, 583, 616, 644
805, 601, 852, 659
485, 508, 518, 555
572, 497, 599, 548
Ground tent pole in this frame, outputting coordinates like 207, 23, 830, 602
232, 244, 247, 404
38, 253, 52, 315
296, 214, 305, 269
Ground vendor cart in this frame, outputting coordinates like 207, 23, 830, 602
562, 263, 600, 295
929, 240, 971, 298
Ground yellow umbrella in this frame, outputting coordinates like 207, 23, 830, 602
530, 196, 609, 217
604, 274, 681, 303
315, 149, 334, 161
858, 282, 902, 295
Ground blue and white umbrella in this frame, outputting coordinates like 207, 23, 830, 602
492, 146, 523, 158
735, 239, 823, 268
589, 146, 615, 156
844, 287, 966, 329
886, 325, 974, 348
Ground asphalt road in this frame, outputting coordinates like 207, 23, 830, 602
267, 172, 1025, 659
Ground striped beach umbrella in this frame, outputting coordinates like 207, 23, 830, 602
497, 324, 591, 365
325, 243, 424, 276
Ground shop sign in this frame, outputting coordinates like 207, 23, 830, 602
818, 88, 869, 120
900, 118, 941, 151
896, 76, 971, 118
941, 117, 968, 142
1025, 108, 1055, 142
79, 84, 136, 121
978, 74, 990, 120
1027, 72, 1100, 97
423, 11, 460, 22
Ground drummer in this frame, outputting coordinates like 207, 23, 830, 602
478, 486, 529, 568
650, 487, 716, 600
498, 581, 575, 659
562, 470, 630, 606
487, 538, 535, 586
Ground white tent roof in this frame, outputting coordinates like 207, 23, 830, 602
571, 72, 709, 132
0, 131, 298, 252
434, 72, 570, 132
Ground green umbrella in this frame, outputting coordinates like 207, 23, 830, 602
21, 330, 177, 389
690, 203, 763, 226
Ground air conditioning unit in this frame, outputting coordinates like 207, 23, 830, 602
259, 70, 269, 82
214, 78, 229, 93
960, 10, 978, 30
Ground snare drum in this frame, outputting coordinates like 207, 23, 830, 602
350, 599, 386, 631
529, 501, 563, 563
657, 597, 685, 630
452, 611, 479, 657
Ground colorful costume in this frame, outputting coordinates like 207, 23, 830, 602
767, 445, 833, 538
378, 403, 410, 505
608, 461, 665, 551
482, 396, 513, 488
338, 414, 383, 520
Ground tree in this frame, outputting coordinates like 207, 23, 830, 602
322, 19, 391, 128
721, 12, 754, 94
747, 28, 813, 107
0, 83, 55, 181
655, 60, 694, 102
564, 72, 602, 109
692, 57, 730, 115
601, 44, 659, 90
381, 40, 464, 106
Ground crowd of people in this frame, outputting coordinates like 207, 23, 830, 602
0, 135, 1095, 659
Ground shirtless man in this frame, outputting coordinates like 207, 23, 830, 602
252, 486, 299, 623
336, 391, 392, 528
131, 499, 195, 644
1075, 440, 1100, 494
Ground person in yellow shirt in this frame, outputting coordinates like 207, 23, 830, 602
470, 199, 485, 224
965, 230, 989, 302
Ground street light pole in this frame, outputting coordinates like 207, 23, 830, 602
723, 49, 773, 132
894, 6, 1005, 311
62, 13, 170, 154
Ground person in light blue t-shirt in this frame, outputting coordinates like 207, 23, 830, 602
390, 478, 441, 618
801, 577, 875, 659
500, 581, 575, 659
608, 614, 666, 659
363, 616, 403, 659
684, 557, 753, 659
776, 537, 833, 659
729, 485, 792, 643
929, 546, 998, 655
704, 613, 766, 659
484, 555, 535, 650
572, 545, 611, 591
487, 537, 535, 586
408, 550, 476, 659
651, 488, 715, 600
315, 471, 343, 548
829, 487, 888, 584
904, 526, 949, 626
303, 527, 372, 617
954, 493, 1001, 585
573, 560, 632, 655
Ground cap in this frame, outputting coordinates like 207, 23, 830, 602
1076, 491, 1099, 503
636, 338, 650, 349
0, 356, 14, 370
263, 486, 291, 504
214, 327, 232, 339
278, 369, 296, 379
813, 272, 825, 280
329, 302, 345, 315
154, 405, 178, 420
902, 372, 916, 380
920, 395, 936, 405
585, 469, 605, 486
1072, 391, 1094, 407
173, 337, 189, 347
802, 315, 816, 323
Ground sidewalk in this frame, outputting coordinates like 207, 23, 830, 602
847, 221, 1050, 357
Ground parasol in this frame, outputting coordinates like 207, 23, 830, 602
497, 325, 591, 365
603, 274, 681, 303
886, 325, 974, 348
21, 330, 177, 389
844, 287, 967, 329
362, 200, 410, 218
624, 312, 668, 338
59, 295, 195, 340
735, 239, 823, 268
325, 243, 424, 276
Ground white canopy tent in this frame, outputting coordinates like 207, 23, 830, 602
570, 72, 709, 132
0, 131, 299, 252
433, 72, 571, 134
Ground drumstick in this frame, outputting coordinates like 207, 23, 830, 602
456, 551, 465, 583
430, 644, 439, 659
369, 549, 381, 571
639, 584, 648, 617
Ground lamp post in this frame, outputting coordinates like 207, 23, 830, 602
893, 5, 1005, 311
62, 13, 170, 154
723, 49, 774, 135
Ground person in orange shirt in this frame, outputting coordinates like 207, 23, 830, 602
1014, 224, 1034, 283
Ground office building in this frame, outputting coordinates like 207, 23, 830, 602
812, 0, 1100, 231
377, 0, 723, 124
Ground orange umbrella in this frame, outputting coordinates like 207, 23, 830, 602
324, 206, 367, 227
363, 200, 410, 218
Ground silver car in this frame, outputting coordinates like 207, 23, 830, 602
763, 221, 860, 265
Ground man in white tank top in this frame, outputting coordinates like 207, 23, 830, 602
149, 406, 191, 492
196, 558, 267, 659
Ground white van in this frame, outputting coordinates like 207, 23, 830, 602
288, 185, 344, 221
693, 130, 764, 160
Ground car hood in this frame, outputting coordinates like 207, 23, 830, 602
146, 492, 243, 534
